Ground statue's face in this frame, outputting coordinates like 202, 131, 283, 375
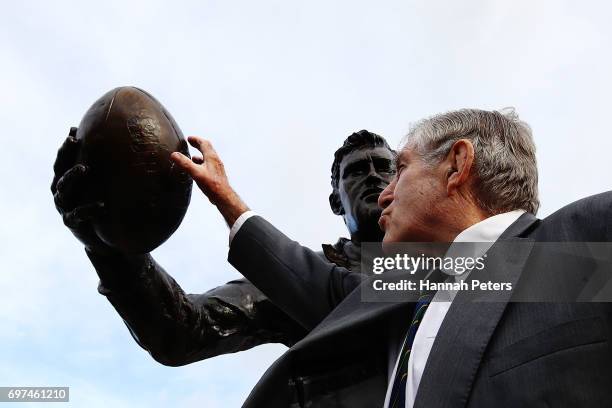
336, 146, 396, 236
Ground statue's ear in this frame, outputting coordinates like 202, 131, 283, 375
329, 190, 344, 215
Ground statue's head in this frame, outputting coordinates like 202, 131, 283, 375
330, 130, 396, 241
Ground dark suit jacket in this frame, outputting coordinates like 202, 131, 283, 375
229, 192, 612, 407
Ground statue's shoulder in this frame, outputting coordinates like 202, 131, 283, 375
321, 237, 352, 268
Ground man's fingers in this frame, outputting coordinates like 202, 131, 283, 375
170, 152, 201, 177
62, 202, 105, 228
186, 135, 206, 152
187, 136, 220, 161
51, 127, 80, 193
192, 155, 204, 165
53, 164, 88, 211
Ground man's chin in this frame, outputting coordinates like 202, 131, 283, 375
381, 232, 395, 253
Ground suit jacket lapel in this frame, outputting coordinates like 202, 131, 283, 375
414, 213, 538, 408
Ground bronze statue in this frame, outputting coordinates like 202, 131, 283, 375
324, 132, 397, 271
51, 129, 395, 365
70, 86, 193, 254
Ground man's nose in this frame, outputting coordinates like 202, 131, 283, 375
378, 180, 395, 209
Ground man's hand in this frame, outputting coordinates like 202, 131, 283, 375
170, 136, 249, 227
51, 127, 116, 255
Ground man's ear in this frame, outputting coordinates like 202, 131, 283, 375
329, 191, 344, 215
446, 139, 475, 194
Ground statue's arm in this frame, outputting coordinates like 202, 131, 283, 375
87, 249, 307, 366
51, 130, 306, 367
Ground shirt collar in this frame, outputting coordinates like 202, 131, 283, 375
453, 209, 526, 243
443, 209, 525, 276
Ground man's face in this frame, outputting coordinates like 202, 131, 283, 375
336, 146, 396, 235
378, 145, 447, 243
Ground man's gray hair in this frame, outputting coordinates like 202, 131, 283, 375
405, 108, 539, 215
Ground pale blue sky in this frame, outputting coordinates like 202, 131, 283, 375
1, 0, 611, 406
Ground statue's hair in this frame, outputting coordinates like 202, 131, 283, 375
331, 130, 394, 190
405, 107, 539, 214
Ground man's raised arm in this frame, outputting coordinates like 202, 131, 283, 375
171, 137, 363, 329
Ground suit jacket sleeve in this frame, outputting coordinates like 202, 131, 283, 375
228, 215, 364, 331
87, 249, 307, 366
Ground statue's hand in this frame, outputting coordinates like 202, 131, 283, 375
51, 127, 115, 254
170, 136, 249, 227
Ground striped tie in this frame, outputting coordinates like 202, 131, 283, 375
388, 292, 434, 408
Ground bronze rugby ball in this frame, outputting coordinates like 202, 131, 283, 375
75, 86, 192, 254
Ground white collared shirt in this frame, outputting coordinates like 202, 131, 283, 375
383, 210, 525, 408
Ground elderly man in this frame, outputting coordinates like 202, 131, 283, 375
52, 129, 395, 365
172, 108, 612, 407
